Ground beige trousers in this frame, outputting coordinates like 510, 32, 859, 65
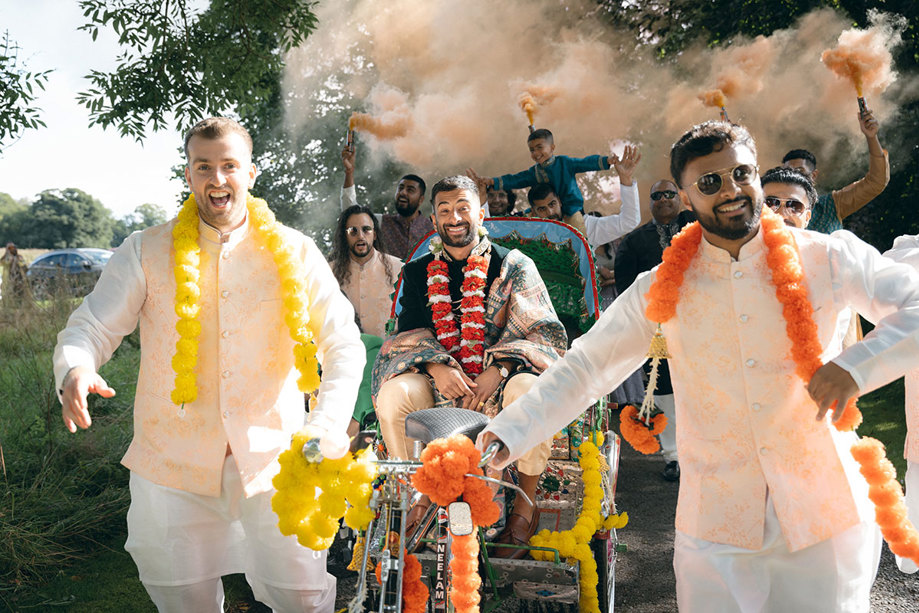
376, 372, 552, 475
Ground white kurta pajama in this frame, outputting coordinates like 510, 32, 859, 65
482, 227, 919, 612
54, 216, 365, 612
882, 233, 919, 574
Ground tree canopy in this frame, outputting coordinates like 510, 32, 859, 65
0, 30, 51, 154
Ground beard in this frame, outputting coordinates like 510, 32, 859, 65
693, 196, 762, 241
349, 242, 372, 258
437, 221, 477, 248
395, 197, 418, 217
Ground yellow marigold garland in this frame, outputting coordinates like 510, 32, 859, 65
529, 432, 627, 613
271, 429, 377, 550
170, 193, 321, 405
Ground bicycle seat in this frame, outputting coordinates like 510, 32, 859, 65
404, 408, 490, 445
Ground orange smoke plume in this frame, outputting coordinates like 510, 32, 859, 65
699, 89, 727, 109
698, 35, 774, 114
517, 86, 560, 126
348, 111, 410, 140
821, 26, 896, 97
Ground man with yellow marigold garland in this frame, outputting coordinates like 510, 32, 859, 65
372, 175, 567, 558
479, 121, 919, 611
53, 117, 364, 612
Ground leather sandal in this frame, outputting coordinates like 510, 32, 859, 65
492, 507, 540, 559
404, 498, 433, 552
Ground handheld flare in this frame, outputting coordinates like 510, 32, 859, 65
720, 107, 730, 122
528, 125, 535, 134
857, 96, 868, 117
346, 128, 354, 153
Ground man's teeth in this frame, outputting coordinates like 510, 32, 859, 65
719, 201, 744, 213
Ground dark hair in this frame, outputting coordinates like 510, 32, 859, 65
184, 117, 253, 159
760, 166, 818, 207
781, 149, 818, 171
670, 121, 757, 187
330, 205, 395, 288
430, 175, 479, 204
6, 242, 17, 255
527, 128, 554, 144
487, 186, 517, 208
400, 174, 427, 196
527, 183, 557, 205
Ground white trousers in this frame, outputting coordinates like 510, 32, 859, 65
655, 393, 678, 463
125, 455, 335, 613
895, 460, 919, 574
674, 492, 881, 613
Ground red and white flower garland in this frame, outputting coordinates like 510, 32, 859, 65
426, 255, 489, 377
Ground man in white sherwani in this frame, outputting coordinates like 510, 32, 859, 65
479, 121, 919, 612
54, 117, 364, 612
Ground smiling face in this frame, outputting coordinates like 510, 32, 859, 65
528, 138, 556, 165
487, 189, 511, 216
433, 188, 485, 259
394, 179, 424, 216
679, 142, 762, 253
650, 180, 681, 224
184, 132, 256, 233
762, 182, 811, 229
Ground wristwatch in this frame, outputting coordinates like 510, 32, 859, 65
495, 363, 511, 378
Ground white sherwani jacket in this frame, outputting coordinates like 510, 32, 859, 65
54, 216, 364, 497
484, 227, 919, 550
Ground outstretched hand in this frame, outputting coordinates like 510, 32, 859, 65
61, 365, 116, 433
609, 144, 641, 186
465, 168, 490, 205
807, 361, 859, 423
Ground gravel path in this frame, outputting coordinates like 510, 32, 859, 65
329, 430, 919, 612
613, 433, 919, 612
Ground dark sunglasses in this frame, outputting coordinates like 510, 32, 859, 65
687, 164, 759, 196
764, 196, 807, 215
650, 190, 677, 201
345, 225, 374, 236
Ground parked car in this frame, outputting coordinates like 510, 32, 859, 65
27, 248, 113, 299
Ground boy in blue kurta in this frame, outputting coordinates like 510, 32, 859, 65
469, 128, 616, 234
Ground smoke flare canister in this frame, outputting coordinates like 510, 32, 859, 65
346, 129, 354, 152
719, 107, 730, 122
857, 96, 868, 117
528, 124, 535, 134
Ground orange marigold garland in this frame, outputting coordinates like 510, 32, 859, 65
411, 435, 501, 613
851, 439, 919, 564
426, 254, 489, 377
644, 206, 919, 566
619, 405, 668, 455
374, 553, 429, 613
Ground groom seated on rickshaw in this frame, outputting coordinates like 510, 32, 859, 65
371, 175, 567, 558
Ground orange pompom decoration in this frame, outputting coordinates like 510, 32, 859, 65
619, 405, 666, 455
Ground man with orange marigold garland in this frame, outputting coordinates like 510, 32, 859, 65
372, 175, 567, 559
479, 121, 919, 611
53, 117, 364, 612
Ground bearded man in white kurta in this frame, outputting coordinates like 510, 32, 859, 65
54, 118, 364, 613
479, 121, 919, 612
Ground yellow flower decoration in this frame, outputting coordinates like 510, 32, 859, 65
170, 193, 322, 405
271, 429, 377, 551
529, 432, 624, 613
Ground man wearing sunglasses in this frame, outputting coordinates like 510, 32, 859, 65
479, 120, 919, 612
782, 108, 889, 234
614, 180, 696, 482
760, 166, 818, 229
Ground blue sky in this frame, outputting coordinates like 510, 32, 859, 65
0, 0, 186, 218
